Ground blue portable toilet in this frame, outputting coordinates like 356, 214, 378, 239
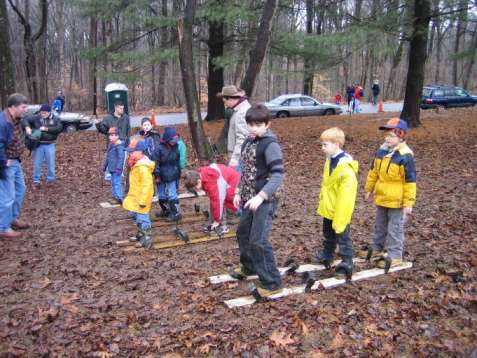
105, 83, 129, 114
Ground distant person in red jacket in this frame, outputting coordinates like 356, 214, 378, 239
334, 92, 342, 105
184, 163, 240, 236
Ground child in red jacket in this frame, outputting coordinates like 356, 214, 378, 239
184, 163, 240, 236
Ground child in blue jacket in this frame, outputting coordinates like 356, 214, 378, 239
103, 127, 125, 203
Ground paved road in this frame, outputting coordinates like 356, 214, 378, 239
90, 102, 403, 130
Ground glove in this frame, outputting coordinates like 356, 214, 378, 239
0, 160, 6, 180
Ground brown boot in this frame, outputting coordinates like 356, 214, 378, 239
11, 219, 30, 230
0, 229, 23, 239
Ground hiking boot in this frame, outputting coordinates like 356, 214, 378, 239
358, 244, 386, 260
155, 200, 170, 218
312, 253, 333, 268
166, 200, 182, 222
377, 258, 403, 269
138, 229, 153, 249
229, 266, 255, 280
130, 229, 145, 242
11, 219, 30, 230
253, 284, 283, 298
335, 258, 353, 280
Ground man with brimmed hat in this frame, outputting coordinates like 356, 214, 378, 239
360, 117, 416, 269
217, 85, 250, 169
23, 103, 63, 187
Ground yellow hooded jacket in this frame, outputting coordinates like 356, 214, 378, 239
365, 142, 416, 208
123, 156, 155, 214
317, 153, 359, 234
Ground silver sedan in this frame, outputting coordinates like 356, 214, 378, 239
264, 94, 342, 118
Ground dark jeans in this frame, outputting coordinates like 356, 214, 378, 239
236, 199, 282, 290
321, 218, 353, 260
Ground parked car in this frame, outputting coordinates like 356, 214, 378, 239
264, 94, 342, 118
26, 105, 93, 133
421, 85, 477, 109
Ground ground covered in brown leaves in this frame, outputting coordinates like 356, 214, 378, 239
1, 108, 476, 357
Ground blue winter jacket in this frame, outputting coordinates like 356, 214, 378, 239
152, 142, 180, 182
0, 111, 14, 165
103, 141, 126, 174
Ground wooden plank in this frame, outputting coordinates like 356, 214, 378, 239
100, 190, 206, 209
115, 212, 204, 224
224, 262, 413, 308
209, 258, 365, 284
121, 231, 236, 252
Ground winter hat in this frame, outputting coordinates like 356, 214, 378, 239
379, 118, 408, 138
162, 127, 177, 142
108, 127, 119, 135
126, 140, 147, 153
141, 117, 152, 125
40, 103, 51, 112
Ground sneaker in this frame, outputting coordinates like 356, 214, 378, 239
230, 266, 254, 280
377, 258, 403, 269
254, 284, 283, 298
140, 236, 153, 249
203, 224, 213, 234
311, 253, 333, 268
210, 226, 230, 237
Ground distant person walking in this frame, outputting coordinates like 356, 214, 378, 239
346, 85, 354, 112
372, 80, 381, 105
52, 90, 65, 113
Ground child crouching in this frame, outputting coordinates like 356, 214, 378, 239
184, 163, 240, 236
122, 139, 156, 249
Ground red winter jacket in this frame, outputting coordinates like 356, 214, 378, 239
199, 164, 240, 222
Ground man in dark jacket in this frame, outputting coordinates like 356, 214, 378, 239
95, 100, 130, 145
23, 104, 63, 187
0, 93, 30, 239
372, 80, 381, 105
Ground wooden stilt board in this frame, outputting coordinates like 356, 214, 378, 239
209, 258, 366, 284
100, 191, 206, 208
119, 231, 236, 252
224, 262, 413, 308
115, 212, 204, 224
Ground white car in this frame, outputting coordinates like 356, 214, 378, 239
264, 94, 342, 118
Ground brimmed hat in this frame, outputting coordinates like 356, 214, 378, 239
126, 140, 146, 153
216, 85, 245, 98
40, 104, 51, 112
379, 118, 408, 138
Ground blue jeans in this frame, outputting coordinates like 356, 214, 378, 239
110, 172, 124, 200
129, 212, 151, 230
236, 199, 282, 290
32, 143, 56, 183
0, 160, 26, 232
158, 180, 178, 201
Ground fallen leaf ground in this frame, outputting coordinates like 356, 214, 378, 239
1, 108, 476, 357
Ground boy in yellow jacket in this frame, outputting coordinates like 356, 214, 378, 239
362, 118, 416, 268
316, 127, 358, 278
122, 139, 156, 249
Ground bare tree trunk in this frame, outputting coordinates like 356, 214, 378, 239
157, 0, 168, 106
453, 0, 467, 85
240, 0, 279, 96
463, 24, 477, 89
0, 0, 15, 107
57, 0, 65, 91
205, 12, 224, 121
401, 0, 431, 128
178, 0, 208, 160
303, 0, 314, 95
90, 16, 97, 115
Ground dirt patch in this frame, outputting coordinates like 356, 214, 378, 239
0, 108, 476, 357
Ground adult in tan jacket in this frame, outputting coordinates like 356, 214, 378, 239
217, 86, 251, 168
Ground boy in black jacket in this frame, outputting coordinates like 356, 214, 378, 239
232, 104, 284, 298
23, 104, 63, 186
